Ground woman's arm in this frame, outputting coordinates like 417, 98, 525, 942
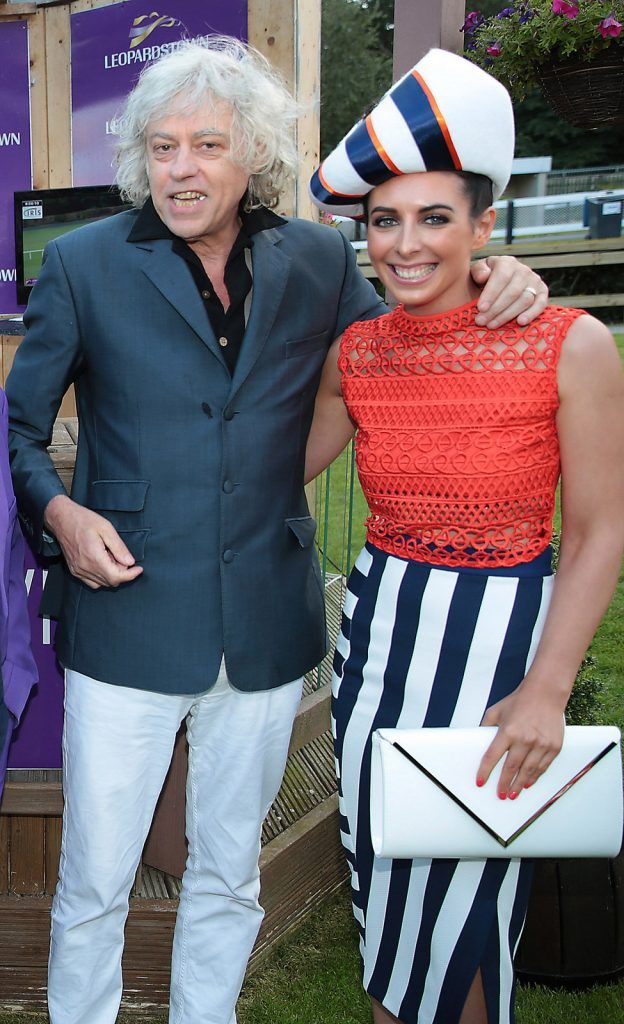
477, 314, 624, 798
305, 336, 356, 483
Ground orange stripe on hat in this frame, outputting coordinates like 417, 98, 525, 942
412, 70, 463, 171
365, 115, 403, 176
317, 162, 363, 199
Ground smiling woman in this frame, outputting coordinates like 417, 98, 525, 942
306, 47, 624, 1024
365, 172, 496, 317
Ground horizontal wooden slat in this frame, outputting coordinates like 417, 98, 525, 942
0, 4, 37, 15
288, 685, 331, 755
0, 782, 63, 816
550, 293, 624, 307
481, 236, 624, 257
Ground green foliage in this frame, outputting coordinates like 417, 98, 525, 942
320, 0, 392, 157
550, 533, 607, 726
465, 1, 624, 102
565, 654, 604, 724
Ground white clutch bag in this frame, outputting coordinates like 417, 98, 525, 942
370, 726, 623, 860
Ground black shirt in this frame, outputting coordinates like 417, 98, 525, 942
127, 197, 286, 374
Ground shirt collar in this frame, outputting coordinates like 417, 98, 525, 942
127, 196, 286, 245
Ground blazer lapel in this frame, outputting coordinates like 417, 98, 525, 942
131, 238, 228, 368
229, 228, 291, 398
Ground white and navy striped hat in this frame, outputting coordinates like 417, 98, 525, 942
310, 48, 514, 219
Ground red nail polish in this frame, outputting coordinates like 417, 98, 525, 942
476, 778, 485, 787
508, 791, 518, 800
498, 792, 507, 800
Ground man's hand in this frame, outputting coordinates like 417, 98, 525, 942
44, 494, 143, 590
470, 255, 548, 328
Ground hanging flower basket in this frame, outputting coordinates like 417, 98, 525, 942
464, 2, 624, 129
535, 46, 624, 129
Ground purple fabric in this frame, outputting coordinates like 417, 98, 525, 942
0, 20, 32, 315
0, 389, 38, 791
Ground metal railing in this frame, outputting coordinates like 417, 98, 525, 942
492, 190, 624, 243
546, 165, 624, 195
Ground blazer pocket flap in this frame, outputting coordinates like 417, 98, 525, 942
90, 479, 150, 512
286, 515, 317, 548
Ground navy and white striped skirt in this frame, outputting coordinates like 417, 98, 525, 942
332, 542, 554, 1024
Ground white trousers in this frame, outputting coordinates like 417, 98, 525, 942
48, 664, 303, 1024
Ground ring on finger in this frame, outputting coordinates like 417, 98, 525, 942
523, 286, 538, 299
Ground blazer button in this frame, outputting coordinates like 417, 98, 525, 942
222, 480, 234, 494
201, 402, 212, 417
223, 408, 235, 421
222, 549, 235, 564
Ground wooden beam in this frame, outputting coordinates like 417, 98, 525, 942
0, 5, 36, 16
28, 8, 50, 188
393, 0, 466, 79
249, 0, 321, 219
0, 782, 63, 816
44, 2, 71, 185
550, 293, 624, 307
293, 0, 321, 222
288, 685, 330, 756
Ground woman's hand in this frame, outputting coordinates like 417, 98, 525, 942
477, 685, 566, 799
470, 255, 548, 327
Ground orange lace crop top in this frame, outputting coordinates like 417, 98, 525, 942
339, 299, 584, 568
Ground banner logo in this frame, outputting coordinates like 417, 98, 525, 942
129, 11, 181, 47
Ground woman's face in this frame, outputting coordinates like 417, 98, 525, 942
366, 171, 495, 317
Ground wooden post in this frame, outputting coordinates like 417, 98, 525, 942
249, 0, 321, 219
393, 0, 467, 79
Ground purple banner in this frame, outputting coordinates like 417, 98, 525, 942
71, 0, 248, 186
0, 21, 32, 315
8, 543, 63, 770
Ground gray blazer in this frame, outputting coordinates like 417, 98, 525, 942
7, 209, 383, 693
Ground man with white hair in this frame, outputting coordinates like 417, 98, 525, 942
6, 37, 547, 1024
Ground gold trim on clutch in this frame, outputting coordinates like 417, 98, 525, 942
392, 740, 618, 849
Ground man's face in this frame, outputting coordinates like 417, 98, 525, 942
146, 100, 251, 245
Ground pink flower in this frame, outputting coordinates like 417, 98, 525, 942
597, 14, 622, 37
551, 0, 579, 17
461, 11, 484, 32
486, 42, 502, 56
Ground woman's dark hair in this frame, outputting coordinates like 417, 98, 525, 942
456, 172, 494, 219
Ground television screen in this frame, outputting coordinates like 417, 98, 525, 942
14, 185, 132, 305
